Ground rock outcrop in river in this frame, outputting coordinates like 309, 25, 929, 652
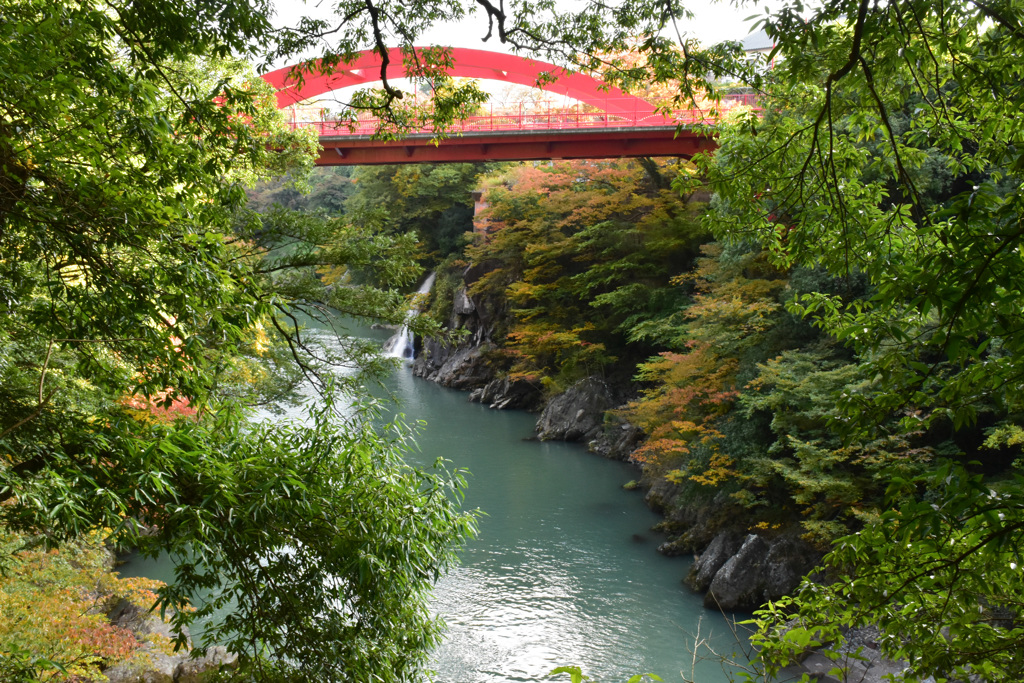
685, 532, 822, 611
102, 599, 236, 682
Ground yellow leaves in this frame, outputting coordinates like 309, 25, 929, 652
984, 423, 1024, 450
317, 264, 351, 286
688, 452, 736, 486
665, 469, 687, 484
250, 320, 271, 356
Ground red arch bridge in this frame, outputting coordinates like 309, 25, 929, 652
262, 47, 755, 165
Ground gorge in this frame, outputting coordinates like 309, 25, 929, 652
118, 319, 747, 683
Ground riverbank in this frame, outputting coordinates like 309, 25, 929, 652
411, 265, 824, 614
0, 528, 235, 683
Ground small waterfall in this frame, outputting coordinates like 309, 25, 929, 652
382, 272, 436, 360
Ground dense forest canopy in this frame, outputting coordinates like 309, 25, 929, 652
3, 0, 1024, 680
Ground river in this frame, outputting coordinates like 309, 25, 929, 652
118, 325, 747, 682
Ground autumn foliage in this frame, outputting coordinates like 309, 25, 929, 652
0, 529, 167, 681
467, 158, 708, 390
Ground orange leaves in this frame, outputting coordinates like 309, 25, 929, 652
504, 322, 613, 382
475, 160, 654, 236
0, 530, 169, 680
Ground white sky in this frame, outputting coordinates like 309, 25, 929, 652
268, 0, 779, 103
270, 0, 775, 56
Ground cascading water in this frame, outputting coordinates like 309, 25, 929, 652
382, 272, 436, 360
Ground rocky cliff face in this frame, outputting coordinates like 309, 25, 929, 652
535, 376, 615, 443
644, 476, 824, 611
469, 376, 543, 411
413, 265, 821, 613
413, 265, 503, 394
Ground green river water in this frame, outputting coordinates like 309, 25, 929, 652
118, 325, 747, 682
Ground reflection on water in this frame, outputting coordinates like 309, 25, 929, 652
386, 369, 745, 683
119, 322, 746, 682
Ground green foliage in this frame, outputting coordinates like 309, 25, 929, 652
747, 464, 1024, 682
696, 0, 1024, 677
739, 345, 934, 541
247, 168, 356, 216
0, 1, 474, 679
118, 397, 477, 681
703, 0, 1024, 436
346, 163, 497, 258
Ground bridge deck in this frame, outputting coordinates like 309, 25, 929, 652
297, 102, 753, 165
312, 126, 715, 165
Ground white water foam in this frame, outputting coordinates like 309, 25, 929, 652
382, 272, 436, 360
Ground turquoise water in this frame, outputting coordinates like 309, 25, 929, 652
118, 328, 747, 682
384, 370, 746, 682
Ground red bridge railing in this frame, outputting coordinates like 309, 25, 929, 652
286, 94, 760, 137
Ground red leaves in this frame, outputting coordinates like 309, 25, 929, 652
118, 389, 197, 423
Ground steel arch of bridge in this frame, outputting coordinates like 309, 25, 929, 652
262, 47, 656, 115
261, 47, 716, 165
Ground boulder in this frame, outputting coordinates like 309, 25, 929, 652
685, 531, 745, 591
535, 377, 614, 442
762, 535, 821, 603
469, 376, 542, 410
705, 534, 771, 610
696, 533, 823, 612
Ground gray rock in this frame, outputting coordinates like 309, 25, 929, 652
797, 652, 844, 683
451, 286, 476, 315
535, 377, 614, 442
104, 639, 237, 683
685, 531, 745, 591
763, 535, 821, 603
174, 647, 238, 682
469, 376, 542, 410
779, 624, 926, 683
103, 600, 235, 683
104, 666, 174, 683
109, 599, 186, 642
705, 534, 771, 610
643, 482, 741, 549
589, 417, 645, 461
657, 537, 690, 557
698, 533, 823, 611
415, 343, 495, 389
108, 598, 149, 632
